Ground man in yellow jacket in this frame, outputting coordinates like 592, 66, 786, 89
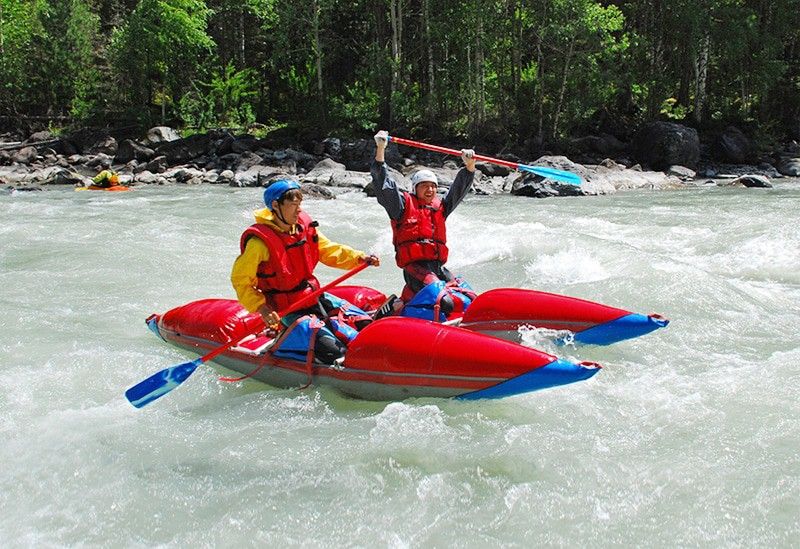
92, 170, 120, 188
231, 179, 379, 327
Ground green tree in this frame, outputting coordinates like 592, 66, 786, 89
0, 0, 43, 115
110, 0, 213, 123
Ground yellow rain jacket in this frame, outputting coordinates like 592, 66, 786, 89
92, 170, 119, 186
231, 207, 367, 313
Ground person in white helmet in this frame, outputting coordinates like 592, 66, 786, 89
371, 130, 476, 314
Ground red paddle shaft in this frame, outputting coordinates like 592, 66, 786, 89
388, 136, 521, 170
199, 262, 369, 363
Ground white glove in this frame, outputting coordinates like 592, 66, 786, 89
374, 130, 389, 146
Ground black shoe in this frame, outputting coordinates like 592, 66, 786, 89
374, 294, 399, 319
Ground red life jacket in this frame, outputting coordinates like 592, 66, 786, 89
391, 192, 449, 267
239, 212, 321, 312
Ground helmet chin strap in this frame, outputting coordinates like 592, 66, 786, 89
274, 203, 290, 226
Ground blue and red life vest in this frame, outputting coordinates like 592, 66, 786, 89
400, 278, 477, 322
272, 294, 368, 361
391, 193, 448, 267
240, 212, 321, 312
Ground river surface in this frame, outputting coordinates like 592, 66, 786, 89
1, 181, 798, 547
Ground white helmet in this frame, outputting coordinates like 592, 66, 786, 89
410, 169, 437, 187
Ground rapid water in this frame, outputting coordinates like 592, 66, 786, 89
1, 181, 798, 547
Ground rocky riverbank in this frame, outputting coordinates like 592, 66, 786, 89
2, 123, 799, 197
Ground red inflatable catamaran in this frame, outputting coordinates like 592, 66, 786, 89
132, 281, 669, 405
144, 296, 601, 402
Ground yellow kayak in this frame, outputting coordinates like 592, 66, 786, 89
75, 185, 132, 192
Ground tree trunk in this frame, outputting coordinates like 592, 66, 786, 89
552, 35, 574, 140
423, 0, 435, 124
693, 30, 709, 124
311, 0, 325, 120
536, 34, 544, 144
389, 0, 403, 124
0, 0, 5, 56
374, 1, 391, 126
239, 10, 246, 67
511, 0, 520, 102
476, 15, 485, 131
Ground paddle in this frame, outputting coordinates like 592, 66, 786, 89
125, 262, 370, 408
387, 135, 582, 186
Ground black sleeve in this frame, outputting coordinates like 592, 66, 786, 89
371, 160, 405, 220
443, 168, 475, 218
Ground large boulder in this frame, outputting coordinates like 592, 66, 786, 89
633, 121, 700, 170
42, 168, 86, 186
11, 146, 38, 164
340, 138, 402, 171
115, 139, 155, 163
712, 126, 753, 164
722, 174, 772, 188
89, 136, 118, 157
234, 166, 288, 187
145, 126, 181, 145
155, 133, 216, 165
776, 157, 800, 177
511, 172, 586, 198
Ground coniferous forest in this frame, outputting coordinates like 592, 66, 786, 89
1, 0, 799, 149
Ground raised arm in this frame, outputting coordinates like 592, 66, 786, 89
372, 130, 405, 221
443, 148, 476, 217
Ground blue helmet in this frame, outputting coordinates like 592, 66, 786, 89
263, 180, 301, 211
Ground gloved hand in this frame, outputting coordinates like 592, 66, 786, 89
258, 305, 281, 328
374, 130, 389, 147
461, 148, 476, 171
362, 254, 381, 266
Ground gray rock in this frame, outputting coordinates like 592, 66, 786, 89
475, 162, 511, 177
302, 158, 369, 189
42, 168, 85, 186
11, 146, 38, 164
218, 170, 235, 184
667, 165, 697, 181
472, 173, 508, 195
777, 157, 800, 177
86, 153, 113, 169
633, 121, 700, 170
135, 171, 158, 184
234, 166, 287, 187
136, 155, 168, 174
726, 174, 772, 188
713, 126, 753, 164
172, 168, 205, 184
299, 183, 336, 200
116, 139, 155, 163
145, 126, 181, 145
89, 136, 118, 156
511, 171, 586, 198
322, 137, 341, 157
26, 130, 53, 143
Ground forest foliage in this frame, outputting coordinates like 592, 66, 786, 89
1, 0, 799, 146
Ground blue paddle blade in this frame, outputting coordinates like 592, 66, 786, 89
125, 358, 202, 408
519, 164, 582, 185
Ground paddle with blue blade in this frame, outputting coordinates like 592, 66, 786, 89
387, 136, 582, 186
125, 262, 370, 408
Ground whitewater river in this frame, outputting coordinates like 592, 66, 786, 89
1, 181, 798, 547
